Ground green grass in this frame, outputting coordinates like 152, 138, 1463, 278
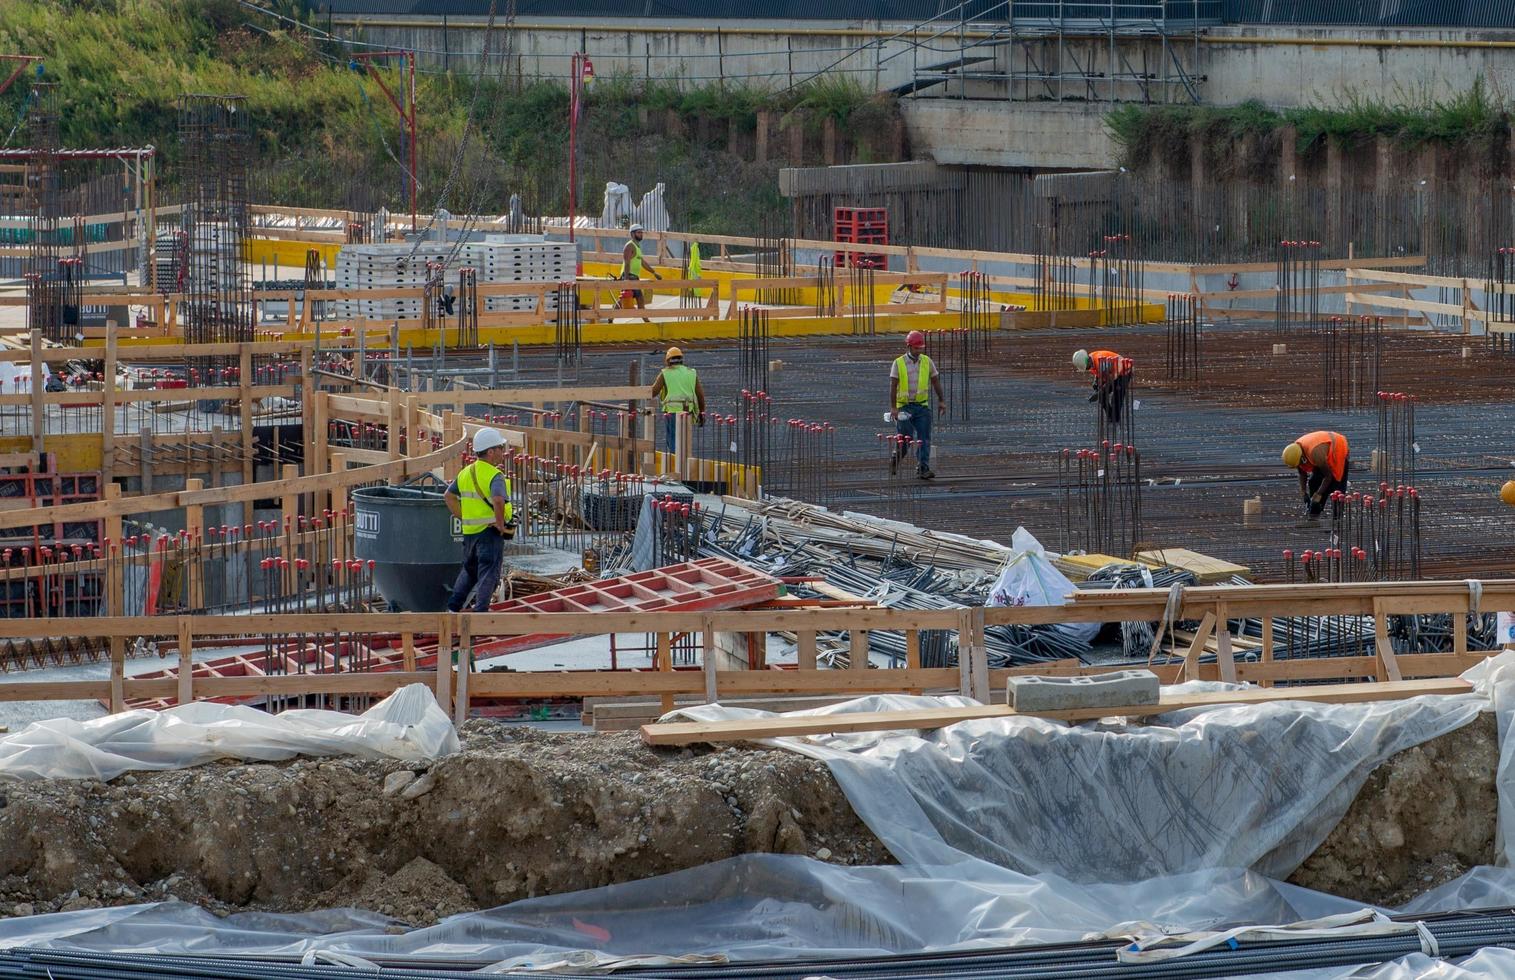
0, 0, 894, 232
1106, 81, 1509, 166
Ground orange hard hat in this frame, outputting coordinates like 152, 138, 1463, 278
905, 330, 926, 348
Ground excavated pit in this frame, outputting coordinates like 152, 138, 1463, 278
0, 713, 1499, 925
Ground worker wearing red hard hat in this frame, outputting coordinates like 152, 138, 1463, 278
888, 330, 947, 480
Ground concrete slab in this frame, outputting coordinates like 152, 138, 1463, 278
1007, 669, 1159, 713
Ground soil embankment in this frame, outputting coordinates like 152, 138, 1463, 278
0, 715, 1498, 925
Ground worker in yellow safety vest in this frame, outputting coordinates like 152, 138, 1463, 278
650, 346, 707, 455
619, 223, 663, 321
443, 428, 515, 613
888, 330, 947, 480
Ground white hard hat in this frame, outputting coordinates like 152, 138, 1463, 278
472, 428, 507, 454
629, 223, 644, 233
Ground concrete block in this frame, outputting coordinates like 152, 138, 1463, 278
1007, 670, 1159, 713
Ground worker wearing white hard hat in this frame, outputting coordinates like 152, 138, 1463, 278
619, 222, 662, 321
443, 428, 515, 613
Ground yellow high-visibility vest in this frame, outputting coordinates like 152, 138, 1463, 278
659, 364, 698, 413
457, 459, 512, 535
619, 238, 643, 278
894, 354, 933, 407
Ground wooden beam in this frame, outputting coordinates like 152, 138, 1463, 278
639, 678, 1474, 745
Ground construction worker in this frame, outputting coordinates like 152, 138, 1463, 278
1072, 349, 1132, 425
650, 346, 706, 454
1282, 430, 1350, 521
888, 330, 947, 480
619, 223, 662, 318
443, 428, 515, 613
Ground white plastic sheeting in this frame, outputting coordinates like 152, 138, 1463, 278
668, 685, 1484, 880
0, 662, 1513, 980
0, 684, 458, 781
986, 528, 1098, 644
0, 857, 1380, 962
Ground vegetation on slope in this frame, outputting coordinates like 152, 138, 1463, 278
0, 0, 894, 232
1106, 82, 1510, 171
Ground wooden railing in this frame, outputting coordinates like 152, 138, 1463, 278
0, 580, 1506, 721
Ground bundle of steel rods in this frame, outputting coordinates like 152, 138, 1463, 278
849, 263, 877, 336
553, 281, 580, 365
1275, 239, 1322, 333
1164, 293, 1201, 381
1321, 315, 1381, 412
1092, 233, 1144, 327
1375, 390, 1418, 487
815, 256, 837, 317
1056, 442, 1142, 558
1489, 245, 1515, 356
739, 306, 771, 394
922, 327, 973, 423
10, 907, 1515, 980
956, 271, 992, 354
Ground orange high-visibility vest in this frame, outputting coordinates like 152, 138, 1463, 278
1088, 350, 1131, 378
1297, 431, 1349, 481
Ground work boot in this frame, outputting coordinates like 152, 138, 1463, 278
917, 465, 936, 480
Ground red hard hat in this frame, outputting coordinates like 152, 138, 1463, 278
906, 330, 926, 348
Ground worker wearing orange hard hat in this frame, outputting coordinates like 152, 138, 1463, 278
650, 346, 706, 455
888, 330, 947, 480
1282, 430, 1350, 522
1501, 481, 1515, 507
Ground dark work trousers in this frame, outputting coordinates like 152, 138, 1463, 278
894, 403, 933, 470
447, 527, 505, 613
1097, 373, 1131, 425
1306, 459, 1351, 517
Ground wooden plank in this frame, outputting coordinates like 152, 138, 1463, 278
797, 630, 818, 670
1214, 603, 1237, 684
1181, 612, 1217, 682
177, 617, 193, 706
657, 632, 674, 714
640, 678, 1474, 745
1134, 548, 1250, 584
455, 614, 472, 726
1374, 599, 1404, 683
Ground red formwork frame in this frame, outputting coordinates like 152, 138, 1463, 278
124, 557, 783, 711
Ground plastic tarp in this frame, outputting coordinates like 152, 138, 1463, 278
986, 528, 1098, 643
2, 662, 1515, 979
667, 683, 1484, 880
0, 684, 458, 781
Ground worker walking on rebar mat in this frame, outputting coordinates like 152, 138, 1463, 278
443, 428, 516, 613
1282, 430, 1350, 525
888, 330, 946, 480
651, 347, 706, 455
1073, 348, 1133, 427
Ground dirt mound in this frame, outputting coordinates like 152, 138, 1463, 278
0, 723, 889, 925
0, 715, 1499, 924
1288, 712, 1499, 906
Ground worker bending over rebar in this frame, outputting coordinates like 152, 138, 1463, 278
443, 428, 516, 613
1283, 430, 1350, 524
888, 330, 947, 480
651, 347, 706, 456
1072, 348, 1133, 426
